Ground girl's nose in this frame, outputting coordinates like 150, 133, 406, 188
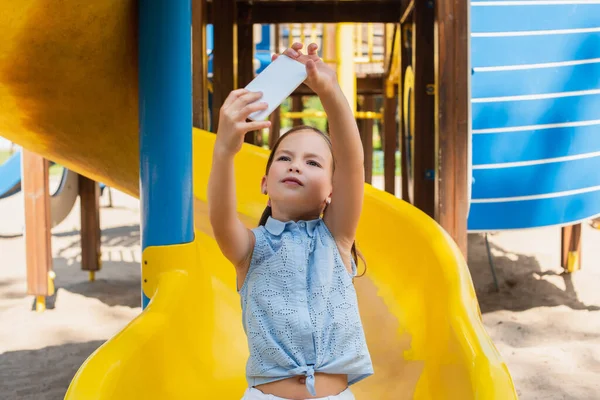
289, 165, 300, 173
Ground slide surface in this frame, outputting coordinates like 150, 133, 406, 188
0, 2, 516, 398
65, 130, 516, 399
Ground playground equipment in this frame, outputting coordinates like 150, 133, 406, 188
0, 150, 79, 227
0, 0, 517, 398
466, 2, 600, 275
0, 148, 103, 311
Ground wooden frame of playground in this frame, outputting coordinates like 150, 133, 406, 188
21, 0, 582, 310
194, 0, 471, 253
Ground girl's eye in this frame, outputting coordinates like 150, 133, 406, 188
307, 160, 321, 168
277, 156, 290, 161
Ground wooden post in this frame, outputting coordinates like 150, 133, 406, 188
383, 88, 397, 195
435, 0, 469, 256
238, 22, 256, 144
561, 224, 582, 272
412, 0, 436, 218
399, 24, 411, 202
193, 0, 209, 130
211, 0, 237, 130
360, 95, 374, 184
269, 107, 281, 148
79, 175, 101, 281
292, 96, 303, 127
22, 151, 53, 312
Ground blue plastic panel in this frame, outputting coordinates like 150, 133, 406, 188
0, 151, 22, 199
471, 4, 600, 33
468, 1, 600, 231
468, 189, 600, 231
471, 32, 600, 68
472, 62, 600, 99
472, 124, 600, 165
472, 156, 600, 200
472, 93, 600, 131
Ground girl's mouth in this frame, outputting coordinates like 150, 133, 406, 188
282, 177, 303, 186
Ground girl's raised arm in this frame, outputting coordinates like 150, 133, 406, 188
207, 89, 271, 268
278, 43, 365, 245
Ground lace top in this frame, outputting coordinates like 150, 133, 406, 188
238, 216, 374, 396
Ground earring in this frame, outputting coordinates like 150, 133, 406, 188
326, 199, 331, 205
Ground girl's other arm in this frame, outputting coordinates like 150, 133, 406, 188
207, 89, 271, 267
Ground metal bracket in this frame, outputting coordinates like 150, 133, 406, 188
426, 84, 436, 95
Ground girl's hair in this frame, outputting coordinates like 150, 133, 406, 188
258, 125, 367, 277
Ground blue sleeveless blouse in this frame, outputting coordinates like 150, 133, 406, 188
238, 216, 374, 396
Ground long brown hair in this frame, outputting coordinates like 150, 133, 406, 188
258, 125, 366, 277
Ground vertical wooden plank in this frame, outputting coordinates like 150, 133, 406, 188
269, 107, 281, 148
193, 0, 208, 130
292, 96, 303, 127
383, 91, 397, 194
561, 224, 582, 272
238, 22, 256, 144
360, 95, 374, 184
22, 151, 52, 297
399, 24, 410, 202
412, 0, 436, 218
79, 175, 101, 276
211, 0, 237, 131
435, 0, 469, 256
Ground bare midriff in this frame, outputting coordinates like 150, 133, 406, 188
254, 373, 348, 399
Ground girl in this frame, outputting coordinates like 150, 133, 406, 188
208, 43, 373, 400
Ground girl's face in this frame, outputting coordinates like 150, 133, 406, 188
262, 130, 333, 220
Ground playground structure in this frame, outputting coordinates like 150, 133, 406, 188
0, 0, 521, 398
0, 148, 104, 311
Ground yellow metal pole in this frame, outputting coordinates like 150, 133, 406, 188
336, 24, 356, 113
367, 24, 374, 62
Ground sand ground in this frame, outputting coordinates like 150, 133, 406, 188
1, 179, 599, 400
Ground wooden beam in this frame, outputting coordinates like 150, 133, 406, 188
238, 22, 256, 144
435, 0, 469, 256
292, 76, 385, 97
215, 1, 404, 24
412, 0, 436, 218
193, 0, 209, 130
360, 95, 375, 184
22, 151, 53, 310
79, 175, 101, 278
211, 0, 237, 131
561, 224, 582, 272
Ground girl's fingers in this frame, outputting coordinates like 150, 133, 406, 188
231, 91, 264, 112
291, 42, 303, 51
307, 43, 318, 56
244, 120, 272, 132
241, 101, 269, 118
222, 88, 248, 109
306, 59, 318, 78
271, 53, 279, 62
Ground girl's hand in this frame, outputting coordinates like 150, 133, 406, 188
216, 89, 271, 156
273, 42, 338, 95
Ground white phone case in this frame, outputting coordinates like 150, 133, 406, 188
244, 55, 308, 121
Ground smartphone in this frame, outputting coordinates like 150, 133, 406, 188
245, 54, 308, 121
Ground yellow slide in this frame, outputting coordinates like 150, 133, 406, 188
0, 2, 517, 399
